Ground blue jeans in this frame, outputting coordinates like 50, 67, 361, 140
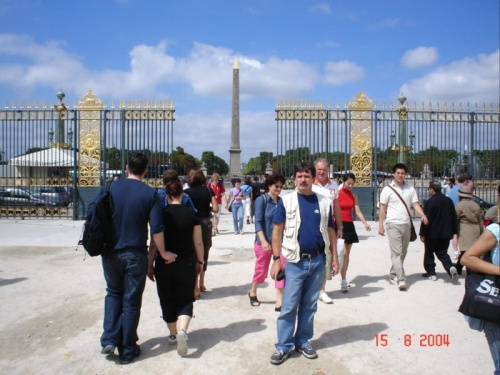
101, 250, 148, 360
231, 203, 244, 231
484, 321, 500, 375
276, 254, 325, 352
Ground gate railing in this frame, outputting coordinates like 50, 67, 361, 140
0, 91, 175, 220
275, 92, 500, 219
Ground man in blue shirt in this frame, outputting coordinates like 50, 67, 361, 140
269, 162, 339, 365
95, 153, 175, 365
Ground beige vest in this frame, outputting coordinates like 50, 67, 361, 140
280, 191, 331, 263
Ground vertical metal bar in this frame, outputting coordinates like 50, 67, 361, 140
72, 110, 78, 220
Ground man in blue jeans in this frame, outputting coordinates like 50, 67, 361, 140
91, 153, 175, 364
270, 162, 339, 365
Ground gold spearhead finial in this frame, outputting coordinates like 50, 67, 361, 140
233, 57, 239, 70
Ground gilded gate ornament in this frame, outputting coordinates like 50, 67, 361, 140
78, 90, 103, 187
349, 91, 373, 187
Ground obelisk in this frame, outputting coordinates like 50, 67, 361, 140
228, 58, 242, 177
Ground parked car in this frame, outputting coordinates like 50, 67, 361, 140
0, 188, 55, 207
472, 195, 495, 210
30, 186, 72, 206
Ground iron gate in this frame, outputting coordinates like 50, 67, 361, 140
275, 92, 500, 219
0, 90, 175, 220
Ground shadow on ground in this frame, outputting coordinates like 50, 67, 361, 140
0, 277, 28, 287
138, 318, 267, 360
314, 322, 389, 349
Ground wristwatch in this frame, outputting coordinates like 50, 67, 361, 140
273, 255, 280, 261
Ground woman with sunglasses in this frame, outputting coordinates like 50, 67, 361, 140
248, 172, 286, 311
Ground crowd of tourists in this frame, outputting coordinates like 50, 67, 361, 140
88, 152, 500, 373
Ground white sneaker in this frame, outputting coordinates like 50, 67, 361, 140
452, 251, 460, 261
450, 267, 459, 283
430, 275, 438, 281
177, 330, 188, 357
398, 280, 407, 290
319, 291, 333, 304
341, 280, 348, 293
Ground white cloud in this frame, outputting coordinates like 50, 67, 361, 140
323, 60, 366, 85
0, 34, 320, 100
311, 3, 331, 15
179, 43, 319, 98
175, 110, 275, 162
401, 46, 439, 69
400, 50, 500, 104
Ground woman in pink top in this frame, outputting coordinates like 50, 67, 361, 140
338, 173, 371, 293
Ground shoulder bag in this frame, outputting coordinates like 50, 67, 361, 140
388, 185, 417, 242
458, 249, 500, 324
227, 189, 241, 213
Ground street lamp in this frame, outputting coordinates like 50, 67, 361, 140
390, 94, 415, 164
48, 128, 54, 145
67, 127, 73, 148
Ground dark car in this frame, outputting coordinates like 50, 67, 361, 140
31, 186, 71, 206
0, 188, 55, 207
472, 195, 495, 210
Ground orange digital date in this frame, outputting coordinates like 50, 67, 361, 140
375, 333, 450, 347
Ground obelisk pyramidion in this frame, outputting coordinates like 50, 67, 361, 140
228, 58, 242, 177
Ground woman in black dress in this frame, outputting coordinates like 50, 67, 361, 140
148, 178, 204, 357
185, 169, 219, 294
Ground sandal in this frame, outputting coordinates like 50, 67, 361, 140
248, 291, 260, 307
199, 285, 207, 292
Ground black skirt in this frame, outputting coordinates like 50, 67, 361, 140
342, 221, 359, 244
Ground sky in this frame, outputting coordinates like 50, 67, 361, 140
0, 0, 499, 164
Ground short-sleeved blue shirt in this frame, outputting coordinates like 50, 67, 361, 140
254, 193, 280, 244
157, 188, 197, 211
241, 184, 252, 199
106, 179, 164, 253
274, 193, 334, 253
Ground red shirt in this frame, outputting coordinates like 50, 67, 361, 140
209, 182, 226, 204
338, 189, 355, 222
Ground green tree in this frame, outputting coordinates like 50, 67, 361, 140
173, 146, 200, 175
243, 156, 261, 175
201, 151, 229, 175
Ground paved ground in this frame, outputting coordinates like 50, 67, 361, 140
0, 207, 495, 375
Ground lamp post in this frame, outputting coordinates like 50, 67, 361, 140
48, 128, 54, 146
50, 89, 69, 148
67, 127, 73, 148
389, 94, 415, 165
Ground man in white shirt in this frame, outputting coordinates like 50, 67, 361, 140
378, 163, 428, 291
311, 159, 343, 303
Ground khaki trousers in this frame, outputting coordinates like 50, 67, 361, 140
386, 222, 411, 282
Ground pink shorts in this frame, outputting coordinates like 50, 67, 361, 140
253, 242, 285, 289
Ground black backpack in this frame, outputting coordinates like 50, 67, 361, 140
79, 181, 115, 257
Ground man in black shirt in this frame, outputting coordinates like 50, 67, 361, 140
419, 180, 459, 282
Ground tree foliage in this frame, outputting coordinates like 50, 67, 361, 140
243, 156, 261, 175
201, 151, 229, 175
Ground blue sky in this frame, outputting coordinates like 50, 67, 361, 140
0, 0, 498, 163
